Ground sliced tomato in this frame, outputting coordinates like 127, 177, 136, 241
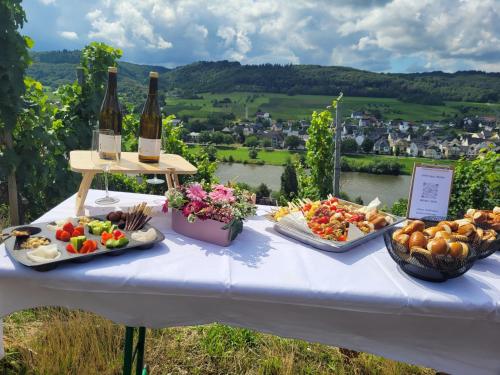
66, 244, 77, 253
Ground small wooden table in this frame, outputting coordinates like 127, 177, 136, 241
69, 150, 197, 215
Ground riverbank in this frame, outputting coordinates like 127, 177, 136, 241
188, 145, 456, 175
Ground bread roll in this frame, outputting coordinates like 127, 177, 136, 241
409, 231, 427, 249
427, 238, 448, 255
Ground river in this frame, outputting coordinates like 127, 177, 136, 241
216, 163, 411, 207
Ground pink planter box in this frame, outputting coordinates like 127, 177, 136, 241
171, 208, 235, 246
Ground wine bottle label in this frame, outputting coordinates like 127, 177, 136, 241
99, 134, 121, 154
138, 137, 161, 157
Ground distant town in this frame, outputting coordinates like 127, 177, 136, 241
185, 110, 500, 159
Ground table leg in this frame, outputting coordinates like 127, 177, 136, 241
122, 326, 147, 375
75, 172, 95, 216
135, 327, 146, 375
123, 327, 134, 375
165, 174, 174, 190
172, 174, 180, 188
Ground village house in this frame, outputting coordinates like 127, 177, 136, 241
406, 141, 426, 157
261, 131, 285, 148
373, 138, 391, 154
422, 146, 442, 159
398, 121, 411, 133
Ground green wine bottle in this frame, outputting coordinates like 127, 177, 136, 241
138, 72, 162, 163
99, 66, 122, 159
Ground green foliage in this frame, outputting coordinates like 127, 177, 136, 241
255, 183, 271, 199
294, 158, 320, 200
162, 115, 188, 156
280, 159, 298, 199
54, 42, 122, 151
449, 150, 499, 217
284, 135, 302, 149
79, 42, 122, 125
121, 111, 139, 152
261, 138, 272, 148
206, 144, 218, 161
244, 136, 259, 148
200, 323, 258, 359
341, 157, 402, 175
391, 199, 408, 216
248, 147, 258, 159
341, 138, 358, 153
6, 78, 66, 219
0, 0, 31, 133
361, 138, 374, 153
306, 110, 333, 198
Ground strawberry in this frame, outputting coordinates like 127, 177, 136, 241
55, 229, 63, 240
60, 230, 71, 242
62, 222, 74, 234
71, 226, 84, 237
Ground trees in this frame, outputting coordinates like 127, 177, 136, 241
341, 139, 358, 153
211, 131, 224, 145
306, 110, 333, 198
198, 131, 212, 144
0, 0, 32, 224
448, 149, 499, 217
284, 135, 302, 150
244, 136, 259, 148
280, 159, 298, 199
361, 138, 374, 153
255, 183, 271, 200
248, 148, 258, 159
261, 138, 272, 148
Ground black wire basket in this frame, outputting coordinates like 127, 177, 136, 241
384, 227, 477, 282
420, 216, 499, 260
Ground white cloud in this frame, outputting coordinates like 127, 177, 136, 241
38, 0, 56, 5
59, 31, 78, 40
27, 0, 500, 72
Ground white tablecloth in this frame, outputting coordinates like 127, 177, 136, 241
1, 190, 499, 374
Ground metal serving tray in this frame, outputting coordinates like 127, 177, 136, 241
272, 199, 405, 253
1, 215, 165, 271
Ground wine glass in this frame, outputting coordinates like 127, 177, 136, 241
91, 129, 120, 205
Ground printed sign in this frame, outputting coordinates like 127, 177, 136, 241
407, 164, 454, 219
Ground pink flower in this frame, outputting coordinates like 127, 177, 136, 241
209, 184, 236, 203
186, 183, 207, 202
162, 200, 169, 213
182, 200, 207, 217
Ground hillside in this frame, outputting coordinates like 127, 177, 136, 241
28, 50, 500, 106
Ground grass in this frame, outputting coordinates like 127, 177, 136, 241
1, 308, 435, 375
188, 145, 455, 174
166, 92, 500, 121
342, 154, 456, 175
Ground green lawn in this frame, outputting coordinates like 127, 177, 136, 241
167, 92, 500, 122
343, 154, 456, 174
188, 145, 456, 174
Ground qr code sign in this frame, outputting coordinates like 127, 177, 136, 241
421, 182, 439, 199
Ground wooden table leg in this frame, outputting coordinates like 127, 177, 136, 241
75, 172, 95, 216
173, 174, 180, 188
165, 174, 174, 190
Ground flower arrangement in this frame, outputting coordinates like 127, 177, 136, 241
165, 182, 257, 242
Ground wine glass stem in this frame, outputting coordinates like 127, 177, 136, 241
104, 167, 110, 198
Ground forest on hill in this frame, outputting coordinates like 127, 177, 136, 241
28, 50, 500, 106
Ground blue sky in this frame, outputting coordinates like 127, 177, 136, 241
23, 0, 500, 72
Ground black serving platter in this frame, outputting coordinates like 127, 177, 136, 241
1, 215, 165, 271
384, 227, 477, 282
